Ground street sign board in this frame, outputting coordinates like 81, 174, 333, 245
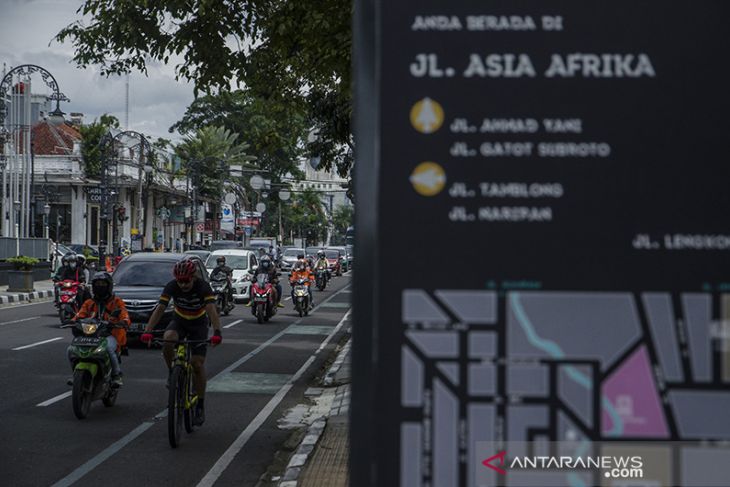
354, 2, 730, 487
84, 186, 104, 204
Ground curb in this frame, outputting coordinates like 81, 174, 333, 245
0, 290, 55, 305
278, 418, 327, 487
323, 337, 351, 386
276, 338, 353, 487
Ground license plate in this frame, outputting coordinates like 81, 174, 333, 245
131, 323, 146, 331
72, 337, 102, 346
255, 297, 268, 303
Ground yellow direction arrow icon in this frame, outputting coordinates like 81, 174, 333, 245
410, 162, 446, 196
410, 97, 444, 134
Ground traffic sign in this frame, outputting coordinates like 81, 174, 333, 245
250, 175, 264, 190
224, 192, 237, 205
255, 202, 266, 213
195, 223, 204, 232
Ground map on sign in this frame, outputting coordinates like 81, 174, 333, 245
400, 289, 730, 487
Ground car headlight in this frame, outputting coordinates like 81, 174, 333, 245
83, 323, 98, 335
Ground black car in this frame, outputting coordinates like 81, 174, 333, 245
112, 253, 209, 336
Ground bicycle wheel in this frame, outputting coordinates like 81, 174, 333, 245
167, 366, 184, 448
184, 371, 197, 433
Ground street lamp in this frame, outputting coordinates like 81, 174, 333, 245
43, 203, 51, 240
13, 200, 21, 238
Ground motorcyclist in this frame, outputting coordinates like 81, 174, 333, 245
313, 250, 331, 280
71, 272, 130, 387
53, 252, 87, 309
289, 259, 315, 308
209, 255, 234, 304
76, 254, 92, 301
247, 255, 284, 307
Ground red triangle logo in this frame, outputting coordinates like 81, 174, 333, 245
482, 451, 507, 475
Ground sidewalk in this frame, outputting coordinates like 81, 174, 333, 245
278, 337, 352, 487
0, 279, 55, 305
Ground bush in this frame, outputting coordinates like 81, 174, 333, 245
7, 256, 40, 271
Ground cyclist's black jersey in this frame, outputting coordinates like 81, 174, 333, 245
159, 279, 215, 322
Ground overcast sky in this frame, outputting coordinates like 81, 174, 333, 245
0, 0, 195, 141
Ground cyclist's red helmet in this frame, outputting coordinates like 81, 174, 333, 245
173, 259, 196, 281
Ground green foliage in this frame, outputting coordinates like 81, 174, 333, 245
261, 190, 328, 244
55, 0, 353, 178
79, 114, 120, 178
331, 205, 354, 241
7, 256, 39, 270
175, 126, 256, 201
171, 90, 306, 180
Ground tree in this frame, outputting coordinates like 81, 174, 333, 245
175, 126, 256, 201
171, 90, 306, 180
331, 205, 354, 244
56, 0, 353, 178
79, 114, 120, 178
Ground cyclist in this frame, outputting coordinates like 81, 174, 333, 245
140, 258, 222, 425
72, 272, 130, 386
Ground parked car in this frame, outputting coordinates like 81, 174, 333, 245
204, 249, 259, 303
280, 247, 304, 271
112, 253, 208, 336
184, 249, 211, 262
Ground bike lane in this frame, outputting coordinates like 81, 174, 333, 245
1, 273, 351, 486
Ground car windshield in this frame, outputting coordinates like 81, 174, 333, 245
205, 254, 249, 270
325, 250, 339, 259
283, 249, 303, 257
114, 261, 175, 286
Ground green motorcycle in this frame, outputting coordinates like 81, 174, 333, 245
62, 318, 125, 419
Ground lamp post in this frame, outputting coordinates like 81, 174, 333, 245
13, 199, 21, 256
141, 164, 153, 248
43, 203, 50, 240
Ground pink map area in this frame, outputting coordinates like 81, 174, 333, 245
602, 346, 669, 437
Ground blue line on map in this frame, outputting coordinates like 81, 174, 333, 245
509, 292, 624, 435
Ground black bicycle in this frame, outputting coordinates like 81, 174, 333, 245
155, 338, 210, 448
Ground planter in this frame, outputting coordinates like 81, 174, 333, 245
8, 270, 34, 292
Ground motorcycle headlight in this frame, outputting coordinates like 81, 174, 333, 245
63, 282, 72, 288
83, 323, 98, 335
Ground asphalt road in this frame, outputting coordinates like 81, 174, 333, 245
0, 273, 352, 487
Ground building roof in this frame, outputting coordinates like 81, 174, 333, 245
30, 120, 81, 156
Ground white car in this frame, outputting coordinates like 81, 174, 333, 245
205, 249, 259, 303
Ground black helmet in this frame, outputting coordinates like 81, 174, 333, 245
77, 254, 87, 266
91, 272, 114, 301
260, 256, 272, 270
317, 250, 325, 258
63, 252, 77, 268
297, 253, 305, 260
216, 256, 226, 265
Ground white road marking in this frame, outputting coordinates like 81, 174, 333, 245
196, 307, 351, 487
37, 391, 72, 407
12, 337, 63, 350
223, 319, 243, 329
47, 283, 352, 486
0, 316, 39, 326
284, 296, 292, 301
50, 422, 155, 487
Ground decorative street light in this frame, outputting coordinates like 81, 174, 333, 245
43, 203, 51, 240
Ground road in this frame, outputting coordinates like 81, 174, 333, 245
0, 273, 352, 487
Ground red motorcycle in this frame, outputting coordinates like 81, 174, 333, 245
56, 280, 82, 324
250, 274, 277, 324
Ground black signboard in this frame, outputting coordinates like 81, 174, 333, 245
354, 2, 730, 486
